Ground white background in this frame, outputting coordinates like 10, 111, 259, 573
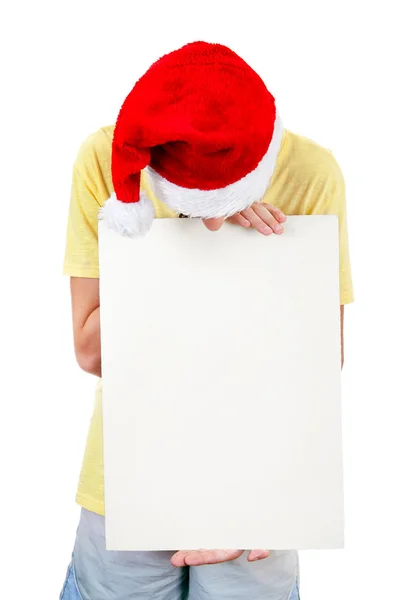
0, 1, 407, 598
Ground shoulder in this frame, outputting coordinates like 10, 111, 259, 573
74, 125, 114, 177
282, 130, 344, 190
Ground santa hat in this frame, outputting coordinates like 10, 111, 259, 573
100, 41, 283, 237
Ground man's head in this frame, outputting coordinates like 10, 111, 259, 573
100, 41, 283, 237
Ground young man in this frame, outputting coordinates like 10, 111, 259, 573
61, 42, 353, 600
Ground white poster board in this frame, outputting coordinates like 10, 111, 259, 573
99, 216, 343, 551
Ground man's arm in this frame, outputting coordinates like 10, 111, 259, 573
70, 277, 101, 377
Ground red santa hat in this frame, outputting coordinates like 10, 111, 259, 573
100, 41, 283, 237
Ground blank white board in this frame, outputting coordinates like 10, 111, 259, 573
99, 216, 343, 551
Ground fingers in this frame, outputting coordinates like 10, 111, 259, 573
227, 213, 251, 228
247, 549, 271, 562
240, 203, 286, 235
171, 548, 270, 567
240, 206, 273, 235
202, 204, 286, 235
171, 549, 244, 567
266, 205, 287, 225
185, 549, 244, 566
171, 550, 191, 568
203, 213, 251, 231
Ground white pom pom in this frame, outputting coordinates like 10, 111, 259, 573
99, 192, 155, 238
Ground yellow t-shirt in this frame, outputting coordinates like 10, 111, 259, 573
64, 125, 354, 516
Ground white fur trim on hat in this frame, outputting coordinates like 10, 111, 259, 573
99, 191, 155, 237
146, 113, 284, 219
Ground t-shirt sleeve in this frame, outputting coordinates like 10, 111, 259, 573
63, 145, 104, 278
321, 159, 354, 305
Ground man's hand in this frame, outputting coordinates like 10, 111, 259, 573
171, 549, 270, 567
203, 203, 286, 235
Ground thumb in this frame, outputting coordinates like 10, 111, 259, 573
202, 217, 225, 231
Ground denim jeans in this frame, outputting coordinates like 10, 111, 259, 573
60, 562, 300, 599
60, 509, 300, 600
